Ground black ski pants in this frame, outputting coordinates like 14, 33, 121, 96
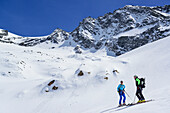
136, 87, 145, 100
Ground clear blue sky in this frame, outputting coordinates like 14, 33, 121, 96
0, 0, 169, 36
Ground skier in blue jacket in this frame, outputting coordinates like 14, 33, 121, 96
117, 81, 126, 106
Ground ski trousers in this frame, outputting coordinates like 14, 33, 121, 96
136, 87, 145, 100
119, 91, 126, 105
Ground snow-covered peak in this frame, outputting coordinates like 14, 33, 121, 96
0, 5, 170, 56
47, 28, 69, 44
70, 5, 170, 56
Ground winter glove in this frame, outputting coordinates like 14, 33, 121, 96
137, 86, 140, 89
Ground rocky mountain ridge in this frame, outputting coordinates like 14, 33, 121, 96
0, 5, 170, 56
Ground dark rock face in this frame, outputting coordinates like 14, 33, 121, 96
78, 70, 84, 76
107, 25, 170, 56
70, 5, 170, 56
0, 5, 170, 56
0, 30, 8, 36
152, 5, 170, 14
52, 86, 58, 90
18, 38, 47, 46
48, 80, 55, 86
17, 29, 69, 46
74, 45, 82, 54
47, 29, 69, 43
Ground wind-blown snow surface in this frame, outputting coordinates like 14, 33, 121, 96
0, 36, 170, 113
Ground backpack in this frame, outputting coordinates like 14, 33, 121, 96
140, 78, 145, 88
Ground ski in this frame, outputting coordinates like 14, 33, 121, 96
100, 99, 154, 113
127, 99, 154, 106
111, 99, 154, 112
100, 104, 128, 113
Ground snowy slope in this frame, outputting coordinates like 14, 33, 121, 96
92, 35, 170, 113
83, 37, 170, 113
0, 32, 170, 113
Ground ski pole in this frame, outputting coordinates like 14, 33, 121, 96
124, 91, 133, 101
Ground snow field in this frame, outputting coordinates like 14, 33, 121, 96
0, 36, 170, 113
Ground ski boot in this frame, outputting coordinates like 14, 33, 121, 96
137, 100, 142, 103
118, 104, 122, 107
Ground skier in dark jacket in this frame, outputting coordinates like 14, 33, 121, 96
134, 75, 145, 103
117, 81, 126, 106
